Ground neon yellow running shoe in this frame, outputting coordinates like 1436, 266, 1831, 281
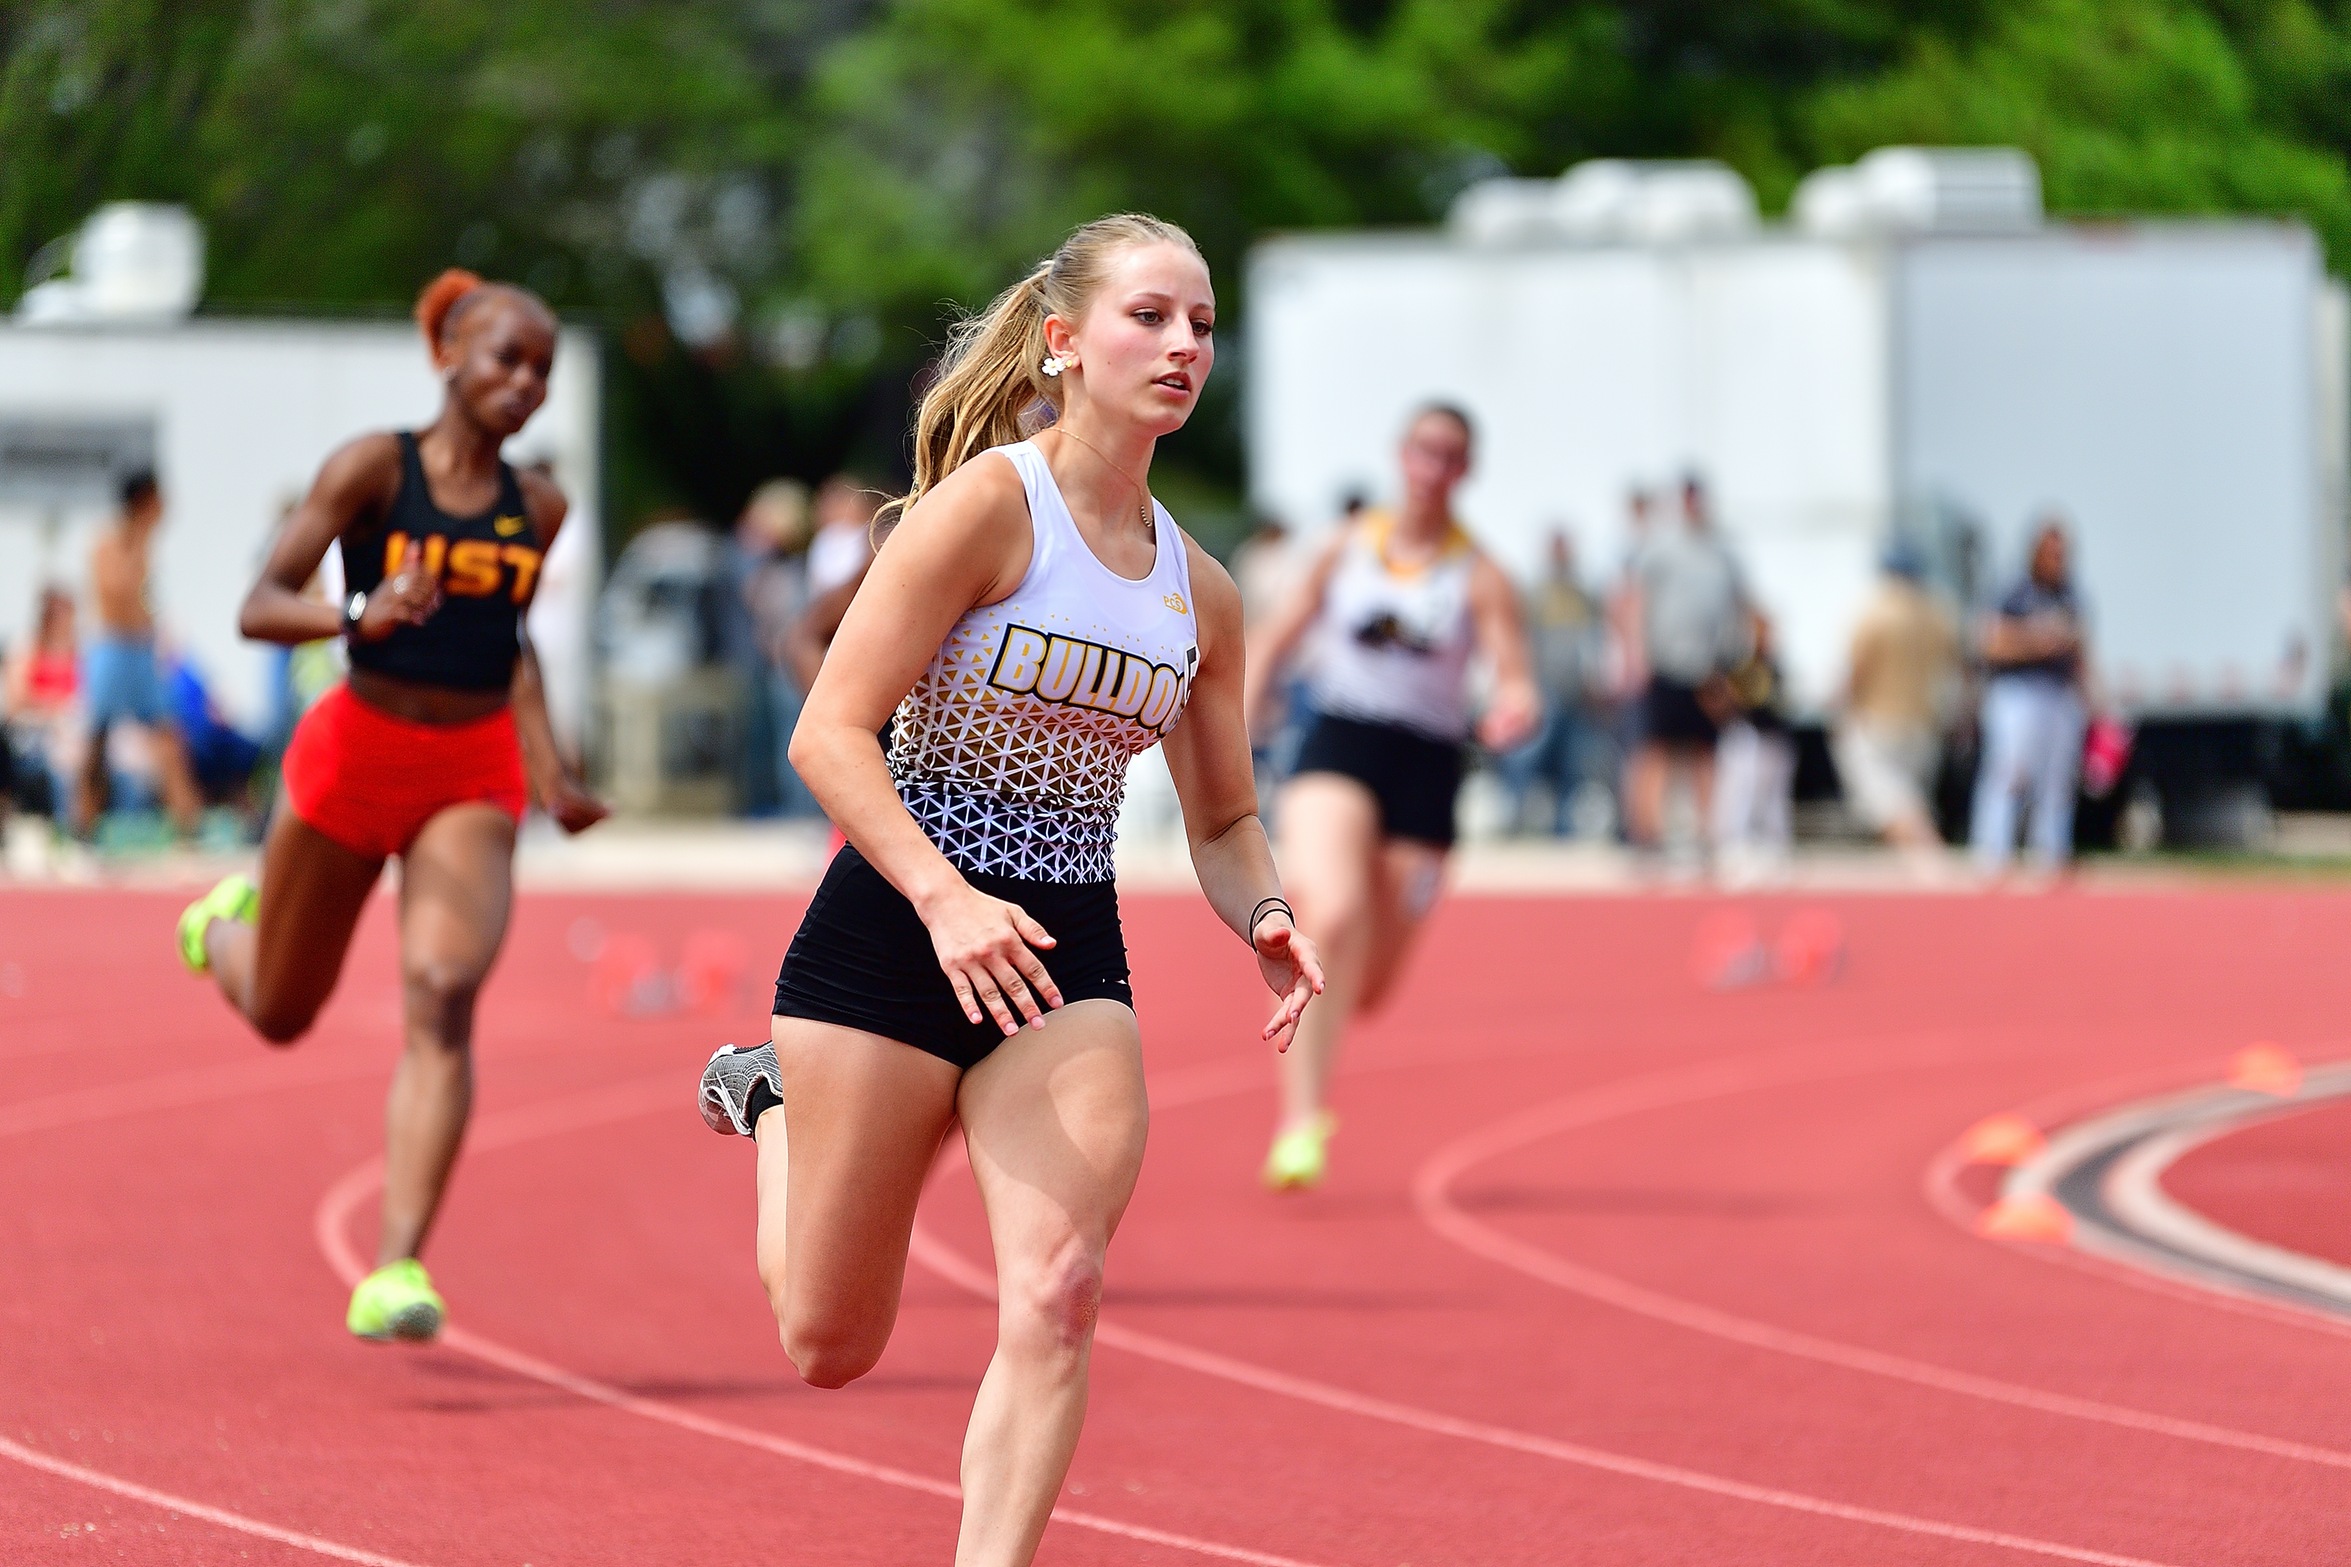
346, 1259, 446, 1343
175, 873, 257, 975
1262, 1113, 1337, 1192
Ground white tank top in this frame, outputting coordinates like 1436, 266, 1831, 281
886, 441, 1200, 883
1306, 512, 1478, 742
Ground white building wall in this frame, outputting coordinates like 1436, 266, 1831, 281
1894, 227, 2322, 712
1246, 235, 1889, 709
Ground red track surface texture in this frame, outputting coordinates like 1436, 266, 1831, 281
2165, 1099, 2351, 1270
6, 884, 2351, 1564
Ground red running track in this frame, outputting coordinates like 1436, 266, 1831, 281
5, 882, 2351, 1564
2165, 1098, 2351, 1271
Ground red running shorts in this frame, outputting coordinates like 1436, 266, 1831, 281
283, 683, 528, 859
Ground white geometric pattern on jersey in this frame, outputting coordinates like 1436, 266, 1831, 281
887, 442, 1198, 883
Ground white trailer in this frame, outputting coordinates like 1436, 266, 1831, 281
0, 318, 601, 751
1247, 214, 2342, 723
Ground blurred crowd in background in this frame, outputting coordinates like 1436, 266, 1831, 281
1237, 474, 2104, 882
1, 469, 290, 855
14, 3, 2351, 876
1, 447, 2113, 883
0, 464, 887, 851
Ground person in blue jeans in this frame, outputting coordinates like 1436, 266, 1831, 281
1970, 518, 2092, 874
1499, 529, 1606, 835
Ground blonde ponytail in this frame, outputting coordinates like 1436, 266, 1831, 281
876, 212, 1201, 542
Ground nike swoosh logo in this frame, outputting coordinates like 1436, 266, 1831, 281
494, 515, 528, 537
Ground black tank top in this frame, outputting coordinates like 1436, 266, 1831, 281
342, 433, 541, 692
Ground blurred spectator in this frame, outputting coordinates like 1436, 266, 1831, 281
1499, 529, 1606, 835
1604, 489, 1657, 809
1233, 513, 1313, 784
805, 473, 878, 603
1622, 475, 1749, 858
1232, 514, 1299, 628
165, 652, 262, 819
269, 587, 347, 756
1833, 543, 1960, 853
785, 476, 881, 693
725, 479, 816, 818
80, 470, 202, 838
4, 584, 82, 818
1970, 517, 2091, 874
1712, 609, 1795, 878
259, 499, 347, 757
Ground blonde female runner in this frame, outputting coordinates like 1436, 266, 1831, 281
696, 214, 1324, 1567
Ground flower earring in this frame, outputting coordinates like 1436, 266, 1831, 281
1041, 351, 1074, 378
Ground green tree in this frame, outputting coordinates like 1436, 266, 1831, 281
10, 1, 2351, 546
1805, 0, 2351, 256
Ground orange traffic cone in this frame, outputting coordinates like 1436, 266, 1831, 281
2229, 1043, 2302, 1098
1959, 1113, 2046, 1167
1692, 909, 1769, 990
678, 928, 749, 1015
1773, 909, 1846, 985
594, 932, 667, 1016
1974, 1192, 2073, 1244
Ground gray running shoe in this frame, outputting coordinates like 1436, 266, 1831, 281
700, 1042, 782, 1137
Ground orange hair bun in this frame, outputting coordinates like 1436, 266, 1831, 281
415, 268, 485, 347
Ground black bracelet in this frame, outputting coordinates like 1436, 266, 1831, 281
1247, 897, 1294, 941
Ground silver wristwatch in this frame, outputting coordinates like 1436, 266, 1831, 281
343, 590, 368, 640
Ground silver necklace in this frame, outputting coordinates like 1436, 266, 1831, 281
1057, 427, 1153, 537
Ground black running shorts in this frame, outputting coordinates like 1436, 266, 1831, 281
772, 844, 1133, 1071
1290, 713, 1466, 848
1641, 676, 1719, 748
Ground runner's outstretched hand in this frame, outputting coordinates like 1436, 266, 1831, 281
1253, 914, 1324, 1053
541, 776, 610, 835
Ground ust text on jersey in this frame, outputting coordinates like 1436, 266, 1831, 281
987, 625, 1191, 735
381, 529, 544, 605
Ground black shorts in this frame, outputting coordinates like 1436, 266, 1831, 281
772, 844, 1133, 1071
1642, 676, 1719, 748
1291, 713, 1465, 847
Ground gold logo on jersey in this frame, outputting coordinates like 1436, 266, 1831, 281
987, 624, 1188, 734
382, 530, 543, 603
493, 514, 529, 537
1162, 592, 1187, 615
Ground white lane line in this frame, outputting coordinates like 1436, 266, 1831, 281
1410, 1048, 2351, 1471
0, 1053, 391, 1140
907, 1214, 2179, 1567
0, 1043, 469, 1567
2033, 1069, 2351, 1315
0, 1433, 429, 1567
907, 1046, 2188, 1567
1920, 1057, 2351, 1343
311, 1078, 1335, 1567
2104, 1115, 2351, 1309
0, 1012, 2196, 1567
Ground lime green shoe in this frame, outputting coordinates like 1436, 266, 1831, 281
175, 874, 257, 975
346, 1260, 446, 1343
1262, 1113, 1337, 1192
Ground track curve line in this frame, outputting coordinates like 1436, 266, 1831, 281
0, 1432, 431, 1567
907, 1051, 2188, 1567
1999, 1065, 2351, 1324
312, 1075, 1336, 1567
1411, 1049, 2351, 1471
0, 1045, 498, 1566
1925, 1056, 2351, 1344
